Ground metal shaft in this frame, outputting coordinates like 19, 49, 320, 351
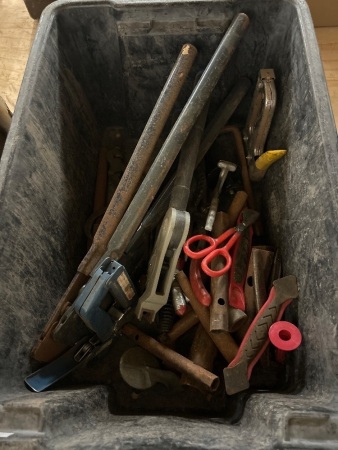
106, 13, 250, 261
181, 324, 217, 390
176, 271, 238, 363
170, 104, 209, 211
210, 212, 231, 332
79, 43, 198, 274
30, 43, 197, 362
123, 77, 252, 255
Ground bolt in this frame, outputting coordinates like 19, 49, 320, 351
205, 160, 237, 232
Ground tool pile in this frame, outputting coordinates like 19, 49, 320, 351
25, 12, 302, 412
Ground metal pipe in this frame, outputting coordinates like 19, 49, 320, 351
122, 323, 220, 392
181, 324, 217, 390
210, 212, 231, 332
176, 271, 238, 363
106, 13, 250, 261
80, 43, 198, 274
31, 44, 197, 362
170, 104, 209, 211
123, 77, 252, 255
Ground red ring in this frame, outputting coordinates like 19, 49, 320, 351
268, 321, 302, 351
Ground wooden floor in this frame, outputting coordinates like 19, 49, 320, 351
0, 0, 337, 128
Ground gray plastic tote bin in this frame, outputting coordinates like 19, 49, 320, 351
0, 0, 337, 448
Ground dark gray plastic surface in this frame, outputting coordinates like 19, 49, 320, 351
0, 0, 337, 447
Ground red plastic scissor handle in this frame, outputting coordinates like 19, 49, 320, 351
200, 230, 242, 277
183, 227, 238, 260
201, 246, 232, 277
183, 234, 217, 259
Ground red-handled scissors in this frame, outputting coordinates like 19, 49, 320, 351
183, 210, 259, 277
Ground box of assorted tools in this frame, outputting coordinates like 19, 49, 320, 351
0, 0, 337, 448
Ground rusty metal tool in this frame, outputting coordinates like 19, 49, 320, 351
104, 13, 250, 263
122, 324, 220, 392
119, 347, 181, 390
210, 212, 231, 332
159, 306, 199, 346
210, 251, 247, 333
252, 248, 274, 312
223, 275, 298, 395
122, 78, 252, 259
84, 127, 127, 243
31, 44, 197, 363
243, 69, 286, 182
176, 271, 238, 363
184, 210, 259, 278
228, 209, 254, 311
33, 14, 250, 363
205, 160, 237, 232
221, 126, 255, 210
210, 212, 248, 332
210, 266, 230, 333
181, 324, 218, 390
81, 44, 198, 275
243, 69, 276, 158
132, 15, 250, 321
220, 126, 264, 237
134, 104, 208, 322
188, 196, 249, 308
236, 246, 274, 340
227, 191, 248, 226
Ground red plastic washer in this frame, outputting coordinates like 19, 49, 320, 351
268, 321, 302, 351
